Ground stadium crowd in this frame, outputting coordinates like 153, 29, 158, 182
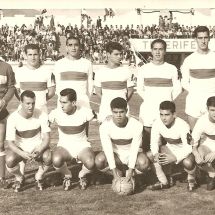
1, 18, 215, 64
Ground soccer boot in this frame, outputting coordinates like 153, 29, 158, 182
187, 179, 198, 192
207, 177, 215, 191
35, 179, 45, 191
62, 176, 72, 191
148, 181, 170, 191
13, 176, 25, 193
79, 176, 88, 190
0, 178, 10, 189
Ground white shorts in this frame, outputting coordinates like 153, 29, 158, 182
114, 148, 143, 166
166, 143, 192, 164
19, 141, 41, 154
58, 141, 91, 159
139, 101, 160, 127
185, 92, 215, 118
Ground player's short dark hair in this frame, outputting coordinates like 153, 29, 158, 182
106, 42, 123, 54
207, 96, 215, 108
110, 97, 127, 110
60, 88, 77, 102
66, 36, 81, 46
20, 90, 36, 102
151, 39, 167, 51
193, 26, 209, 38
159, 101, 176, 113
24, 44, 40, 54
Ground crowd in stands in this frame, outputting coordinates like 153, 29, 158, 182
0, 16, 215, 64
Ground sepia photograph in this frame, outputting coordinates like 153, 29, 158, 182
0, 0, 215, 214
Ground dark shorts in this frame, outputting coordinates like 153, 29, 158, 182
0, 108, 9, 121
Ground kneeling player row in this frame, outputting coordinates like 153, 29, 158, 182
5, 89, 215, 194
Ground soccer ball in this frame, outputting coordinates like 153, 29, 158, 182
112, 177, 135, 196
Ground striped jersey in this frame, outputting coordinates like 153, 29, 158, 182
137, 62, 181, 102
151, 117, 190, 156
54, 57, 93, 96
0, 61, 15, 102
49, 106, 94, 144
181, 50, 215, 94
15, 65, 55, 109
99, 117, 143, 169
6, 109, 50, 146
94, 65, 133, 101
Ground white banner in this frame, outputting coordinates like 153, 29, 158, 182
130, 38, 215, 52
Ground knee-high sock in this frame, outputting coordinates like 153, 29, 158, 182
19, 161, 26, 175
184, 166, 196, 181
0, 151, 5, 179
35, 164, 50, 181
54, 163, 72, 178
6, 164, 23, 182
153, 162, 168, 185
78, 164, 91, 178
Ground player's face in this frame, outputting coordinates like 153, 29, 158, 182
208, 106, 215, 122
160, 109, 175, 127
196, 31, 210, 52
151, 42, 166, 63
60, 95, 76, 114
21, 96, 35, 116
25, 49, 40, 68
108, 50, 123, 65
112, 108, 128, 126
66, 39, 81, 58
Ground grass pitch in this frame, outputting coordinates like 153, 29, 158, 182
1, 76, 215, 215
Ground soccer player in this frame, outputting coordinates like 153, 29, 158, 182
149, 101, 197, 191
94, 42, 134, 123
0, 60, 16, 187
181, 26, 215, 130
15, 43, 56, 113
95, 97, 149, 186
49, 88, 95, 191
54, 36, 93, 109
5, 90, 52, 192
137, 39, 181, 151
192, 96, 215, 191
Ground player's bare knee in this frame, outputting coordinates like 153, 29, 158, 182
137, 155, 149, 171
6, 154, 17, 168
42, 150, 52, 166
52, 154, 64, 168
95, 152, 106, 169
83, 158, 95, 170
183, 157, 195, 170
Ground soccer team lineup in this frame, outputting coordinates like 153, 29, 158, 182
1, 25, 215, 196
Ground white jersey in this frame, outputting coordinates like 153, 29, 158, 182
49, 106, 94, 145
94, 65, 133, 121
137, 62, 181, 126
54, 57, 93, 96
192, 113, 215, 148
181, 50, 215, 94
15, 65, 55, 110
137, 62, 181, 102
99, 117, 143, 170
6, 109, 50, 147
151, 117, 192, 163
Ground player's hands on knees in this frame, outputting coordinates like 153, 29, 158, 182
204, 152, 215, 163
21, 151, 34, 161
158, 153, 176, 165
112, 168, 122, 181
193, 152, 205, 165
125, 168, 133, 182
